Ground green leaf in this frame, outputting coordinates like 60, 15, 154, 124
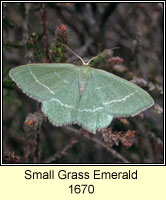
9, 63, 154, 133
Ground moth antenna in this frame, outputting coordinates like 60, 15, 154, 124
86, 47, 120, 65
63, 44, 87, 65
110, 47, 120, 51
63, 45, 119, 66
86, 56, 98, 65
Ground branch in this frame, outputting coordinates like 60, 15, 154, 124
40, 4, 51, 62
44, 138, 78, 163
100, 3, 118, 29
49, 4, 85, 44
65, 127, 130, 163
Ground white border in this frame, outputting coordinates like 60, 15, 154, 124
1, 1, 165, 166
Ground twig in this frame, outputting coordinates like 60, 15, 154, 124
23, 112, 44, 163
100, 3, 118, 29
34, 130, 41, 163
22, 3, 31, 44
65, 127, 130, 163
44, 138, 78, 163
92, 137, 130, 163
40, 4, 51, 62
67, 38, 93, 63
50, 4, 85, 44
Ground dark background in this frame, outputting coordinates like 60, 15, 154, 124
3, 2, 164, 164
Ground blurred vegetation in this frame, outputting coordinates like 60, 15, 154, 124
3, 2, 163, 164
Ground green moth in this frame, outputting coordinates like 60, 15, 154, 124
9, 51, 154, 133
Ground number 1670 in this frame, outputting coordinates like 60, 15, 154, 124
69, 184, 94, 194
